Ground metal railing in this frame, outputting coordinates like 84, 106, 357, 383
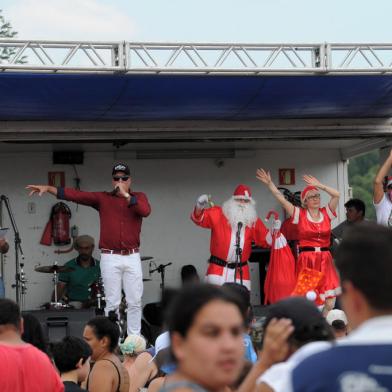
1, 40, 392, 74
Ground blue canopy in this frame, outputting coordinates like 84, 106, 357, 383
1, 72, 392, 121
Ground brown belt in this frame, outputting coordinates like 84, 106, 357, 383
101, 248, 139, 255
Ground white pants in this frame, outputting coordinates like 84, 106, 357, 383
100, 253, 143, 335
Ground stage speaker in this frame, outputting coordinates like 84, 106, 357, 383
53, 151, 84, 165
23, 309, 96, 343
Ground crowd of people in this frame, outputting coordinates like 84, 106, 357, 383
1, 222, 392, 391
1, 154, 392, 391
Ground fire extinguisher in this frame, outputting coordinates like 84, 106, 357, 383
51, 202, 72, 246
40, 202, 72, 246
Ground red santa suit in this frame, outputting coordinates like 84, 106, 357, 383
290, 191, 341, 302
191, 185, 269, 290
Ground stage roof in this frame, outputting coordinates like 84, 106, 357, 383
1, 73, 392, 121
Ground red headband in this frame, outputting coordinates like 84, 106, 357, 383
301, 186, 318, 202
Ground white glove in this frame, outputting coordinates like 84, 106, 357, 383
196, 194, 210, 209
273, 219, 282, 230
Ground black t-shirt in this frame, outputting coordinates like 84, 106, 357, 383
63, 381, 85, 392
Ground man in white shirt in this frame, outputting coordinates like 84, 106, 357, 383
373, 149, 392, 226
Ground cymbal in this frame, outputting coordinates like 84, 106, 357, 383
143, 278, 152, 282
35, 265, 75, 274
141, 256, 154, 261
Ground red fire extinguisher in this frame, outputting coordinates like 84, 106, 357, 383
40, 202, 72, 246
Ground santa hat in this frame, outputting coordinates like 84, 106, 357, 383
233, 184, 252, 200
387, 176, 392, 187
301, 186, 318, 204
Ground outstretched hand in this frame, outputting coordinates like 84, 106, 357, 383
303, 174, 322, 188
256, 168, 272, 185
26, 185, 48, 196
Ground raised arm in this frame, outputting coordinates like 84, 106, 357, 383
303, 175, 340, 213
373, 149, 392, 204
26, 185, 58, 197
237, 318, 294, 392
256, 169, 295, 217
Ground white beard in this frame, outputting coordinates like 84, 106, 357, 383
222, 197, 258, 229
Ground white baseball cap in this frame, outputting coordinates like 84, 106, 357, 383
326, 309, 348, 326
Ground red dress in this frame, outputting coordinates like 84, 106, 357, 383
290, 205, 340, 301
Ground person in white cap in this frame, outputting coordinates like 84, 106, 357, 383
191, 184, 270, 290
326, 309, 348, 338
373, 149, 392, 226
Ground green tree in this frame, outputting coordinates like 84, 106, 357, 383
0, 9, 25, 64
348, 150, 379, 221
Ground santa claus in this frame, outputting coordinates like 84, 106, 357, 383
191, 184, 270, 290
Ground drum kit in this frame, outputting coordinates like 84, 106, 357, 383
34, 255, 157, 312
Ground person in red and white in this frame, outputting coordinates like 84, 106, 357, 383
191, 184, 270, 290
256, 169, 340, 312
373, 149, 392, 226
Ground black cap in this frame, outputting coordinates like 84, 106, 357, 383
112, 163, 130, 176
263, 297, 332, 344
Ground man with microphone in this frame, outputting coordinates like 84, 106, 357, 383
26, 163, 151, 336
191, 184, 270, 290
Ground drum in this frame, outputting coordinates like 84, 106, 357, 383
89, 277, 105, 311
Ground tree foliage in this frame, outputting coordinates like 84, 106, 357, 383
348, 149, 379, 221
0, 9, 25, 64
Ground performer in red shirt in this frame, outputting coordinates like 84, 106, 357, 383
191, 184, 270, 290
256, 169, 340, 312
26, 163, 151, 335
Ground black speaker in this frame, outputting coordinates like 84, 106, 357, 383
53, 151, 84, 165
23, 309, 96, 343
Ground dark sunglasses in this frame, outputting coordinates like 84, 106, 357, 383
113, 176, 130, 182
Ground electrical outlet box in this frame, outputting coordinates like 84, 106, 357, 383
27, 202, 36, 214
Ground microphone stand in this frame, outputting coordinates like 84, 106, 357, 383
235, 222, 243, 286
0, 195, 26, 307
150, 262, 172, 295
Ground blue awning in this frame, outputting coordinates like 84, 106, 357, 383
1, 72, 392, 121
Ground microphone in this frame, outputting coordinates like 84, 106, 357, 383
111, 186, 120, 196
238, 222, 243, 230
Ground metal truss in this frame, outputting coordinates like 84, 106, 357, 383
2, 40, 392, 74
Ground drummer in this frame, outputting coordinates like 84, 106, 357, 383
52, 235, 100, 309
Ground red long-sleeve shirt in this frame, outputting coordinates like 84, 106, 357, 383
58, 187, 151, 250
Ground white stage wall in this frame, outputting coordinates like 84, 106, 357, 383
0, 147, 347, 309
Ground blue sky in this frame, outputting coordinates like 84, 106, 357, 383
0, 0, 391, 43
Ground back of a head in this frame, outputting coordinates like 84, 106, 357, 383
52, 336, 92, 373
22, 313, 48, 354
181, 265, 200, 284
86, 316, 120, 352
222, 283, 252, 327
336, 223, 392, 311
222, 282, 250, 308
165, 283, 245, 340
120, 334, 146, 356
263, 297, 334, 348
0, 298, 20, 328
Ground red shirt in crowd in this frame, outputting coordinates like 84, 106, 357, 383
0, 343, 64, 392
58, 187, 151, 250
